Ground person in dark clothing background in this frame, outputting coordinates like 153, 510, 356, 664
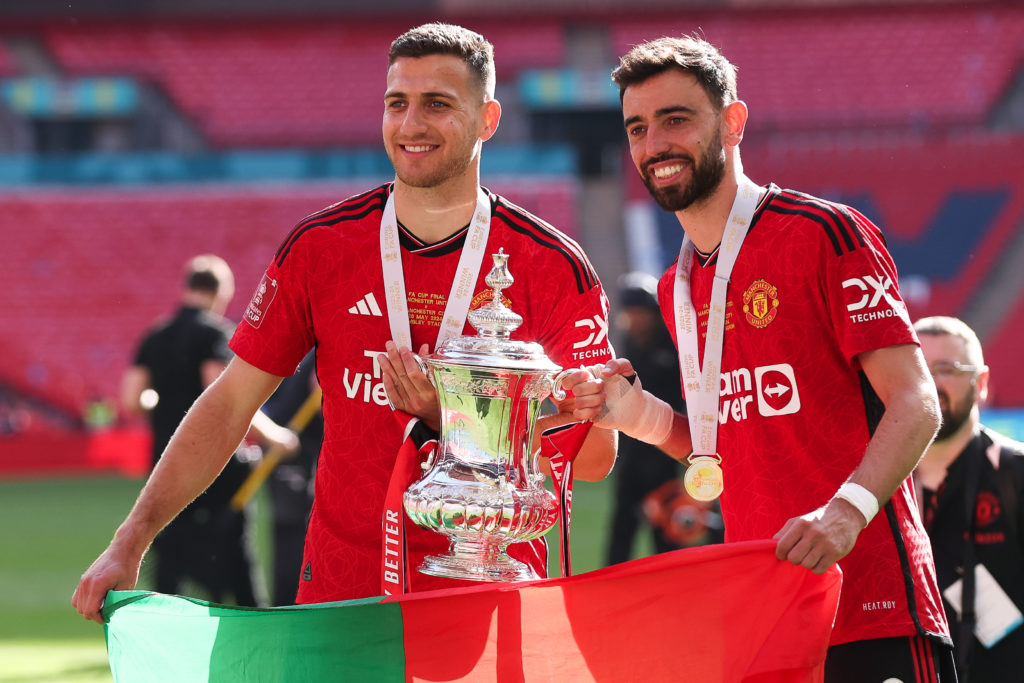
121, 254, 296, 605
261, 351, 322, 605
914, 315, 1024, 682
605, 272, 721, 565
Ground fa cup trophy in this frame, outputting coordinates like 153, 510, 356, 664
403, 249, 573, 582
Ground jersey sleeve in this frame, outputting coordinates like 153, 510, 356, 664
230, 230, 317, 377
822, 207, 918, 365
538, 277, 614, 371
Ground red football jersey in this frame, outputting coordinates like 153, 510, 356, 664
231, 184, 613, 603
658, 185, 948, 646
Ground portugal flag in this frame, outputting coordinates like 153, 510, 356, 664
103, 540, 840, 682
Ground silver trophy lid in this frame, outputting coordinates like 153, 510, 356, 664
431, 249, 561, 373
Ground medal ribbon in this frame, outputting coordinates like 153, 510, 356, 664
379, 186, 492, 350
378, 185, 492, 595
673, 176, 761, 457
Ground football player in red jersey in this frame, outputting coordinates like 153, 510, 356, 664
74, 23, 616, 621
564, 35, 954, 681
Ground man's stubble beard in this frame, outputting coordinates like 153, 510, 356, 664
389, 137, 481, 190
394, 154, 466, 189
642, 130, 727, 213
934, 386, 976, 442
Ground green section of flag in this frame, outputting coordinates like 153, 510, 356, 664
102, 591, 404, 682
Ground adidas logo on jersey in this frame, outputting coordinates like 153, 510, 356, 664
348, 292, 382, 316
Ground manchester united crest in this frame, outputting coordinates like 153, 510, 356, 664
742, 279, 779, 328
470, 288, 512, 312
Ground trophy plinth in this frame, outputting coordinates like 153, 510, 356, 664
403, 249, 571, 582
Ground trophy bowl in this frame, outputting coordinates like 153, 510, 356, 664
402, 249, 572, 582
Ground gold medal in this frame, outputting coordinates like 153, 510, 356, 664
684, 454, 724, 501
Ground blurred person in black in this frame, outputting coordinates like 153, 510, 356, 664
261, 351, 322, 606
605, 272, 715, 565
914, 315, 1024, 682
121, 254, 296, 606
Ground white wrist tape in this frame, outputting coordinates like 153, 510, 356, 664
597, 373, 674, 446
834, 482, 879, 526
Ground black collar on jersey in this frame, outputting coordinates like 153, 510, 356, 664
695, 244, 719, 261
693, 184, 776, 267
397, 220, 469, 257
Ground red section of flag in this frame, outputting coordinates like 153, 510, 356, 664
392, 539, 841, 682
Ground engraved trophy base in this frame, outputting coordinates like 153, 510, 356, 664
417, 538, 540, 582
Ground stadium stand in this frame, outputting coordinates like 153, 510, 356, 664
37, 7, 1024, 145
43, 19, 567, 147
610, 4, 1024, 132
982, 294, 1024, 407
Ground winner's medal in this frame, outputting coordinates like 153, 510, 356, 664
684, 454, 724, 501
673, 177, 762, 505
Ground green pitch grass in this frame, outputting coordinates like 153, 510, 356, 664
0, 475, 634, 681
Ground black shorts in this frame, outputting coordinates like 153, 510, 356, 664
826, 635, 957, 683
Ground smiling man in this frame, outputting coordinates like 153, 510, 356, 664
562, 35, 954, 681
73, 23, 615, 620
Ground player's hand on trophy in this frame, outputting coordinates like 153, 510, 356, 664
379, 341, 441, 431
561, 358, 673, 445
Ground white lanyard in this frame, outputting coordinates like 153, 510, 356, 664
379, 186, 492, 349
674, 176, 761, 456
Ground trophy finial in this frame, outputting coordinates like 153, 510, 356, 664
468, 248, 523, 338
485, 248, 513, 291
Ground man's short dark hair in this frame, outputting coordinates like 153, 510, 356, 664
611, 34, 738, 109
388, 22, 496, 98
184, 254, 232, 296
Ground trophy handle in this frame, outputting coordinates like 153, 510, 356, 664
421, 445, 438, 472
551, 365, 605, 401
550, 368, 576, 401
411, 353, 435, 387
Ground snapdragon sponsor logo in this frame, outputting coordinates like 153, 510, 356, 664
718, 363, 801, 424
342, 350, 390, 406
571, 314, 608, 361
842, 273, 908, 324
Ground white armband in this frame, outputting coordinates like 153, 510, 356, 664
834, 482, 879, 526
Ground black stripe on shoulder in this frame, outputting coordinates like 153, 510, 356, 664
492, 197, 596, 295
275, 185, 389, 267
764, 203, 844, 257
773, 190, 867, 255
